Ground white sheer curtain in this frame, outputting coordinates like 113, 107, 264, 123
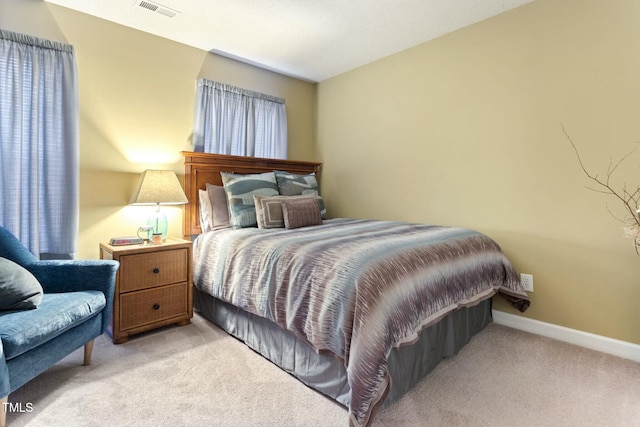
0, 30, 79, 259
192, 79, 288, 159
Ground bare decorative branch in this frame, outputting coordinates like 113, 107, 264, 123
562, 124, 640, 254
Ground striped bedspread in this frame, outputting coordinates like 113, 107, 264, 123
193, 218, 530, 427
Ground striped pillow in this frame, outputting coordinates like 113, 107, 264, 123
221, 172, 279, 228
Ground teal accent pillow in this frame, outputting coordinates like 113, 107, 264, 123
274, 171, 327, 218
0, 257, 44, 310
221, 171, 279, 228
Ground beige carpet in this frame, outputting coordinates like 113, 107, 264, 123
6, 313, 640, 427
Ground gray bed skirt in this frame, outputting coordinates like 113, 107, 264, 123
193, 286, 492, 409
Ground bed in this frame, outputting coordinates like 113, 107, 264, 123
182, 151, 530, 427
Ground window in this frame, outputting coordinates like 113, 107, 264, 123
0, 30, 79, 259
192, 79, 288, 159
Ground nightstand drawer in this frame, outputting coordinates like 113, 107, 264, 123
119, 248, 188, 292
120, 282, 188, 331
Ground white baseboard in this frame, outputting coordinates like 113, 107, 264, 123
492, 310, 640, 363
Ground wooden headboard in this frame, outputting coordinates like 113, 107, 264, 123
181, 151, 322, 238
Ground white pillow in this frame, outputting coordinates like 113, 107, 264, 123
199, 189, 213, 232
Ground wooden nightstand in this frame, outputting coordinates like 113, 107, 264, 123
99, 238, 193, 344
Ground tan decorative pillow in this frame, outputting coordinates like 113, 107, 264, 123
254, 194, 317, 229
281, 197, 322, 229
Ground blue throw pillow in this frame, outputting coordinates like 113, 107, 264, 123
0, 257, 43, 310
274, 171, 327, 218
221, 171, 279, 228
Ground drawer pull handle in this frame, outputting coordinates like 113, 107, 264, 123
153, 268, 160, 274
153, 303, 160, 310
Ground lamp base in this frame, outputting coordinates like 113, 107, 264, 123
147, 206, 168, 241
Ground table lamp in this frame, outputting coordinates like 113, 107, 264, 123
130, 170, 188, 241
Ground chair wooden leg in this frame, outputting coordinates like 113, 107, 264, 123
83, 339, 95, 366
1, 395, 8, 427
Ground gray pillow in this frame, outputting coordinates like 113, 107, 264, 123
205, 183, 231, 230
220, 172, 279, 229
0, 257, 44, 310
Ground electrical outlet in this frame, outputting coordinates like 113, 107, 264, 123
520, 273, 534, 292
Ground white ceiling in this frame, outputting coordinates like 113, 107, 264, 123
44, 0, 534, 82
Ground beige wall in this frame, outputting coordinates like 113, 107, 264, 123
0, 0, 316, 260
317, 0, 640, 344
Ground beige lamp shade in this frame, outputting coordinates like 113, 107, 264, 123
130, 170, 188, 240
130, 170, 188, 205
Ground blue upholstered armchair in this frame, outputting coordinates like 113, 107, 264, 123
0, 227, 118, 427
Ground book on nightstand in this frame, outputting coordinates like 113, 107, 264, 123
109, 236, 144, 246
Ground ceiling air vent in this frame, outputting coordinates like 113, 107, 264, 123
135, 0, 180, 18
